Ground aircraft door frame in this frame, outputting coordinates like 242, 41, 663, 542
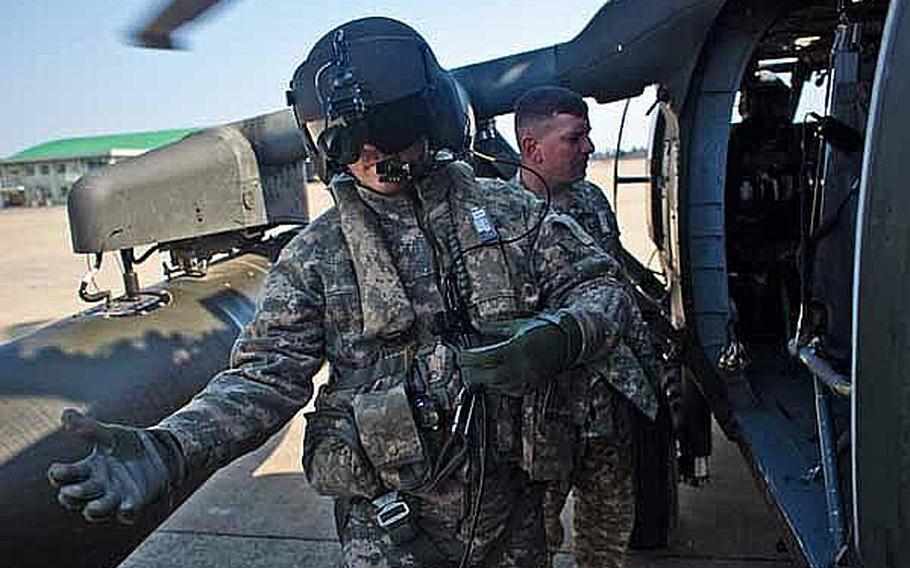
647, 104, 686, 330
674, 0, 794, 405
851, 0, 910, 564
672, 2, 845, 565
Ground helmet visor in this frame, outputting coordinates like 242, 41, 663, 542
289, 36, 434, 124
305, 93, 432, 165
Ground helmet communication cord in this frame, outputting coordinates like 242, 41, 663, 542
416, 151, 553, 567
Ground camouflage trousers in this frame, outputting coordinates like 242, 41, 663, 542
337, 466, 547, 568
543, 436, 635, 568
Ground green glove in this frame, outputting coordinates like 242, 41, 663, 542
47, 409, 180, 524
456, 311, 583, 396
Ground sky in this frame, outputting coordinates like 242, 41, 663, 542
0, 0, 660, 158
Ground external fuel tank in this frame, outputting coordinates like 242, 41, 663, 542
0, 252, 270, 568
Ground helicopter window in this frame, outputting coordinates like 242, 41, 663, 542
495, 88, 657, 159
731, 68, 828, 127
493, 112, 517, 150
793, 71, 828, 123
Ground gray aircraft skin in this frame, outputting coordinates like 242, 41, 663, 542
2, 1, 907, 567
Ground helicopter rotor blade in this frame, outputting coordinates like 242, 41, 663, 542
130, 0, 231, 50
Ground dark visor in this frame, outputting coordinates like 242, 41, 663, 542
287, 36, 433, 123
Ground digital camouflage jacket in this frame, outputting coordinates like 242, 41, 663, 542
157, 162, 649, 493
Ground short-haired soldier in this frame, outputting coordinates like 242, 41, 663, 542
512, 85, 669, 568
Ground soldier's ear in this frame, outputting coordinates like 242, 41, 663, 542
518, 130, 538, 160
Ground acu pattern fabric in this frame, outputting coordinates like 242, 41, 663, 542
511, 176, 659, 568
559, 180, 622, 257
155, 162, 643, 568
532, 179, 659, 423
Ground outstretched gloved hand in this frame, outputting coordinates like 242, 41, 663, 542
47, 409, 180, 524
456, 311, 583, 397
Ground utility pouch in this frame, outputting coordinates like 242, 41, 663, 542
353, 383, 430, 492
521, 385, 574, 482
490, 392, 523, 463
302, 408, 381, 498
425, 341, 461, 415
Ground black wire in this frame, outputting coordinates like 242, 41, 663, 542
459, 391, 487, 568
449, 152, 552, 271
444, 187, 480, 339
475, 153, 552, 248
406, 154, 515, 563
78, 252, 111, 303
425, 153, 553, 343
426, 434, 468, 493
411, 162, 477, 341
78, 281, 110, 304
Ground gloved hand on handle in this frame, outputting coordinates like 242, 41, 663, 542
47, 409, 183, 525
455, 311, 583, 397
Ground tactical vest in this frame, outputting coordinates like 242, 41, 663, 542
303, 163, 546, 499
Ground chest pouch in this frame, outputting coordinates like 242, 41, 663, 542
353, 382, 430, 492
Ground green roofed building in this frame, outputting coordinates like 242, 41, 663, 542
0, 128, 199, 207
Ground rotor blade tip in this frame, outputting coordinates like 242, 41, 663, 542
128, 29, 185, 51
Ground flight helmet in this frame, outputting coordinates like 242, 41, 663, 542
740, 70, 791, 122
286, 17, 472, 179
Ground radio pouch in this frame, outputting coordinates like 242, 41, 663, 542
353, 383, 429, 492
303, 408, 381, 498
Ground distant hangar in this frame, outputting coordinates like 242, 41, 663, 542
0, 129, 199, 206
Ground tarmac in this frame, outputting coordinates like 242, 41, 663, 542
118, 406, 795, 568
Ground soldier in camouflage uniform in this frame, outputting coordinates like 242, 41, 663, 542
47, 19, 652, 568
511, 86, 665, 568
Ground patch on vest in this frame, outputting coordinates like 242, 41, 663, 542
470, 206, 499, 243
